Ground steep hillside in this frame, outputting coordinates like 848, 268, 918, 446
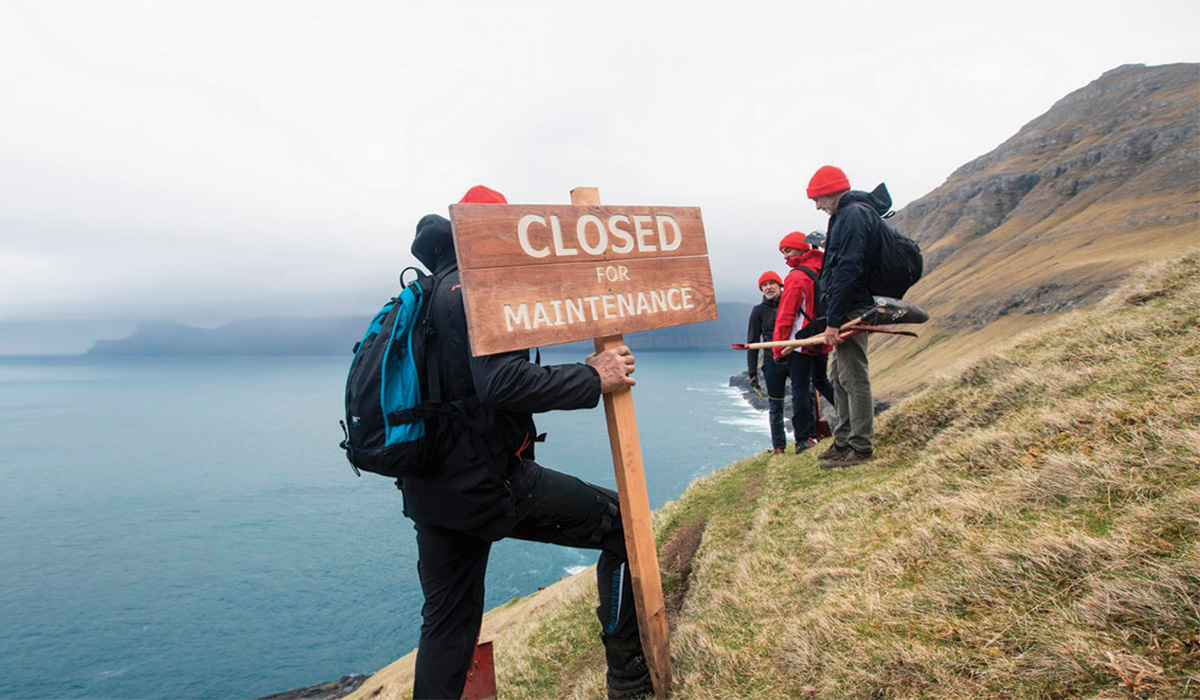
872, 62, 1198, 398
345, 252, 1198, 699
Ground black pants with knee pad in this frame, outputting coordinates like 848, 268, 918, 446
412, 460, 638, 699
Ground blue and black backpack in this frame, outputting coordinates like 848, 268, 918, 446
338, 266, 484, 479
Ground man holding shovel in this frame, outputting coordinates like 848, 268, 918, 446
808, 165, 891, 469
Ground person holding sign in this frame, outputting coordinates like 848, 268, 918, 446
402, 186, 654, 700
772, 233, 830, 454
745, 270, 786, 454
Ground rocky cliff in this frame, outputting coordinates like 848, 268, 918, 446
871, 63, 1199, 397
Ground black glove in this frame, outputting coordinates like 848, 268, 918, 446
749, 375, 760, 393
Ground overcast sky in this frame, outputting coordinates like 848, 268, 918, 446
1, 0, 1197, 349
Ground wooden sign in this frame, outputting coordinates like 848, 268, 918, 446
449, 203, 716, 356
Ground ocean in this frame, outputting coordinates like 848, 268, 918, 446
0, 352, 767, 699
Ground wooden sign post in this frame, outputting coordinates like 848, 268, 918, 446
449, 188, 716, 698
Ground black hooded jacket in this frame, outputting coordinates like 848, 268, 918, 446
401, 215, 602, 531
745, 295, 779, 377
820, 184, 892, 327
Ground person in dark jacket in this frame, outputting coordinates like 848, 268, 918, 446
403, 185, 651, 700
808, 165, 892, 469
746, 270, 784, 454
771, 233, 830, 454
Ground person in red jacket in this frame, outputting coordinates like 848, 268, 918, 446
772, 232, 831, 453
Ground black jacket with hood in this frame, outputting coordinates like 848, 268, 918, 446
401, 214, 602, 532
820, 184, 893, 327
745, 295, 778, 377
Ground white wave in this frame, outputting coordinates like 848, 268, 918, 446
719, 415, 772, 435
564, 564, 589, 576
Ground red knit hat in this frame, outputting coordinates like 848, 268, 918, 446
757, 270, 783, 290
459, 185, 508, 204
806, 165, 850, 199
779, 231, 811, 252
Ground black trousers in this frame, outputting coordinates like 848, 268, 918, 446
812, 352, 835, 407
783, 351, 815, 443
811, 352, 835, 439
411, 460, 638, 699
761, 360, 789, 450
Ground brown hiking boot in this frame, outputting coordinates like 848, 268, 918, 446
820, 448, 875, 470
817, 442, 850, 461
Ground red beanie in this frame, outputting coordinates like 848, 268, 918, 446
806, 165, 850, 199
779, 231, 811, 252
459, 185, 508, 204
757, 270, 783, 290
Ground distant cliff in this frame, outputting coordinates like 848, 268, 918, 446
86, 317, 369, 356
85, 303, 754, 355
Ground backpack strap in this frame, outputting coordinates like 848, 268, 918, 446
419, 265, 517, 516
795, 267, 820, 323
422, 264, 462, 406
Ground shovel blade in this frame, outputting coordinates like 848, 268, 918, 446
871, 296, 930, 325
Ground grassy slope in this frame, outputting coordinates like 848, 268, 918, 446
347, 252, 1199, 700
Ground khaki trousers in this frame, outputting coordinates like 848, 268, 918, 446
829, 332, 873, 453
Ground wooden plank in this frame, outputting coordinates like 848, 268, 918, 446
450, 204, 706, 271
573, 186, 672, 699
459, 256, 717, 356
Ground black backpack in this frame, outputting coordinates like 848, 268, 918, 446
794, 266, 826, 340
861, 207, 923, 300
338, 267, 487, 480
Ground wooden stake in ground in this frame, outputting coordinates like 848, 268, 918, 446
571, 186, 672, 698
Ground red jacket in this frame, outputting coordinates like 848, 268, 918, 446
773, 248, 830, 359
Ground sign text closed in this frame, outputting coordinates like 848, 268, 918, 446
450, 204, 715, 355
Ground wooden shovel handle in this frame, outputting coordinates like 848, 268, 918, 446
779, 315, 869, 357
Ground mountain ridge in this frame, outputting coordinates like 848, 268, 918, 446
869, 62, 1198, 398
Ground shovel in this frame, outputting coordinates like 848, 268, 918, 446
731, 297, 929, 355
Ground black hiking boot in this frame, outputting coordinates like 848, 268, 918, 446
603, 634, 654, 699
